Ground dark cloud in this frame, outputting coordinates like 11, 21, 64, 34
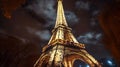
65, 11, 79, 25
26, 27, 51, 40
75, 0, 90, 11
89, 18, 99, 27
26, 0, 56, 26
77, 32, 102, 45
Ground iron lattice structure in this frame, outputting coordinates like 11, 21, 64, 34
34, 0, 102, 67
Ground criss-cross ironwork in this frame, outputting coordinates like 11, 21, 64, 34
34, 0, 102, 67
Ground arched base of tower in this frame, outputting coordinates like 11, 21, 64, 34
34, 45, 102, 67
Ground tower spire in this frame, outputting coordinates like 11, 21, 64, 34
55, 0, 68, 28
44, 0, 85, 51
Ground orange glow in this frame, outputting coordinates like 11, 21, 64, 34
1, 0, 26, 18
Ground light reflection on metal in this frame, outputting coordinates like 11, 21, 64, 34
34, 0, 102, 67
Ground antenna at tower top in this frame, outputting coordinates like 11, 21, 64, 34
58, 0, 62, 1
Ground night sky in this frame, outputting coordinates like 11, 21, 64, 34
0, 0, 119, 67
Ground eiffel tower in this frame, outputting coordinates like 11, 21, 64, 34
34, 0, 102, 67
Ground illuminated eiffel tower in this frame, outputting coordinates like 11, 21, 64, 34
34, 0, 102, 67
